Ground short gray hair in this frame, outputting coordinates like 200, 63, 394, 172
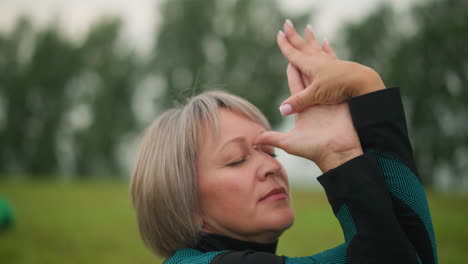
130, 91, 270, 257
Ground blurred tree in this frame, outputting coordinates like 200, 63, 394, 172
0, 17, 81, 176
0, 18, 33, 173
71, 18, 139, 177
0, 16, 139, 178
341, 0, 468, 187
152, 0, 310, 126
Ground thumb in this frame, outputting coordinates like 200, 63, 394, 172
280, 87, 317, 115
255, 131, 289, 151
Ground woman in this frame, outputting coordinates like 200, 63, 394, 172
130, 20, 438, 264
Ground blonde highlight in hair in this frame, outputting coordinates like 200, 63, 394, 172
130, 91, 270, 257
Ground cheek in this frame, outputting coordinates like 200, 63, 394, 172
198, 170, 254, 213
278, 167, 290, 188
284, 169, 290, 186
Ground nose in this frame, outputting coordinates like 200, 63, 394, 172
256, 151, 283, 181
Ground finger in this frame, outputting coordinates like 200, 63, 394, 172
303, 24, 324, 54
283, 19, 308, 51
322, 38, 337, 59
277, 31, 310, 73
254, 131, 289, 151
301, 72, 311, 87
280, 86, 318, 114
287, 63, 304, 95
304, 24, 316, 42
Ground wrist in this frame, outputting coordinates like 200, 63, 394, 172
317, 147, 364, 173
348, 62, 386, 97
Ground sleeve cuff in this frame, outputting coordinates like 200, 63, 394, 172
317, 153, 388, 214
347, 87, 408, 134
346, 87, 417, 173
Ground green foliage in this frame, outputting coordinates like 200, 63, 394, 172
72, 18, 139, 176
0, 181, 467, 263
3, 0, 465, 187
341, 0, 468, 186
0, 17, 139, 178
0, 1, 309, 178
0, 17, 81, 176
153, 0, 309, 126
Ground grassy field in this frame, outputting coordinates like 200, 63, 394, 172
0, 181, 467, 264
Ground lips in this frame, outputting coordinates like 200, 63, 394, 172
259, 187, 287, 202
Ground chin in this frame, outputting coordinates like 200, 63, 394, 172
279, 209, 295, 230
267, 208, 295, 235
260, 214, 295, 243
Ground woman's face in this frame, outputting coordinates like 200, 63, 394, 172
197, 108, 294, 243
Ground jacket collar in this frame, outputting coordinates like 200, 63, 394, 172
195, 234, 278, 254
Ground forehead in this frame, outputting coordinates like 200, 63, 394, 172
200, 108, 266, 149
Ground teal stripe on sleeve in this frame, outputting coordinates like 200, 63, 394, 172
336, 205, 357, 244
285, 244, 347, 264
164, 248, 224, 264
373, 152, 438, 263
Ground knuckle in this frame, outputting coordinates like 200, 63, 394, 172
276, 135, 287, 149
284, 48, 295, 59
302, 62, 313, 74
292, 95, 305, 109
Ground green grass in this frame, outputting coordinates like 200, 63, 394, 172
0, 181, 467, 263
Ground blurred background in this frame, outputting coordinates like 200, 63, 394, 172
0, 0, 467, 263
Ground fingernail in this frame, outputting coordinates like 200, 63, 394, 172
285, 19, 294, 28
306, 24, 314, 33
323, 37, 329, 46
278, 30, 286, 38
279, 104, 293, 116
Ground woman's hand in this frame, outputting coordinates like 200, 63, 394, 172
254, 64, 363, 172
277, 20, 386, 116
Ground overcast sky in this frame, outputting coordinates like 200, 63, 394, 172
0, 0, 418, 53
0, 0, 418, 185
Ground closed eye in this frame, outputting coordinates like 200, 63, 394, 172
268, 153, 277, 158
227, 158, 246, 167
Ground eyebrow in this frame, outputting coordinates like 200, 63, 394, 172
216, 137, 247, 154
216, 127, 268, 154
